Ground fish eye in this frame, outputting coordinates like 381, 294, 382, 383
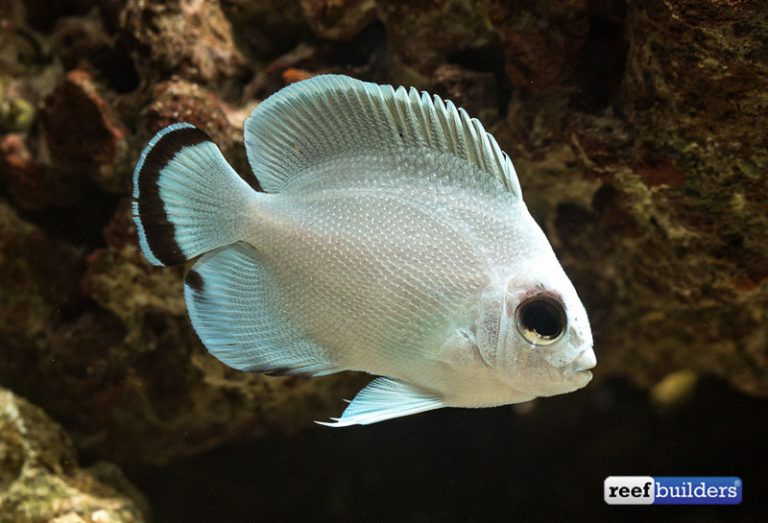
515, 295, 566, 346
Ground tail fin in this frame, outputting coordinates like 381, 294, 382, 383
132, 123, 255, 266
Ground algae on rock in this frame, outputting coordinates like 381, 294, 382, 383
0, 388, 149, 523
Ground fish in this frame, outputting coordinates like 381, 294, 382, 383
132, 74, 596, 427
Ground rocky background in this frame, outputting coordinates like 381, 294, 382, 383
0, 0, 766, 521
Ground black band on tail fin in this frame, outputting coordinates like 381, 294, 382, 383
133, 123, 210, 266
132, 122, 256, 267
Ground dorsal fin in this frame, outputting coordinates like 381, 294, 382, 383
243, 74, 521, 197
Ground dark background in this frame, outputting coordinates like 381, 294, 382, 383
128, 377, 767, 521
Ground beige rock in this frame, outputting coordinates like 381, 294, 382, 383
0, 388, 149, 523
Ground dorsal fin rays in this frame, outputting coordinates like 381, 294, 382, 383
437, 98, 464, 157
243, 74, 522, 197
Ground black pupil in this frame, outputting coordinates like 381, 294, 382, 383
521, 300, 563, 338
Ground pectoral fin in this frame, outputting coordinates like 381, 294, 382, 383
316, 377, 446, 427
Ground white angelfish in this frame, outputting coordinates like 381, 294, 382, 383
132, 74, 596, 426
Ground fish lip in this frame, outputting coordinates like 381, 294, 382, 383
572, 349, 596, 372
567, 369, 593, 386
563, 349, 596, 380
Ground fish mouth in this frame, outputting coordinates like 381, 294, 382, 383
573, 349, 596, 371
566, 369, 592, 390
565, 350, 596, 384
567, 369, 593, 386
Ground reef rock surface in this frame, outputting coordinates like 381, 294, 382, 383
0, 388, 149, 523
0, 0, 765, 471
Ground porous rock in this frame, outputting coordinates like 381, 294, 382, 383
375, 0, 495, 80
500, 0, 768, 395
489, 0, 590, 94
41, 69, 128, 194
0, 388, 149, 523
220, 0, 308, 60
120, 0, 247, 85
0, 199, 83, 362
300, 0, 376, 41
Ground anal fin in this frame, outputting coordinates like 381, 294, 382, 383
184, 242, 341, 376
316, 377, 446, 427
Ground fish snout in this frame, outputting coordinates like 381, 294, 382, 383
564, 349, 596, 386
574, 349, 596, 372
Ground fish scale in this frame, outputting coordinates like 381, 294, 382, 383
131, 75, 596, 426
253, 193, 486, 372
